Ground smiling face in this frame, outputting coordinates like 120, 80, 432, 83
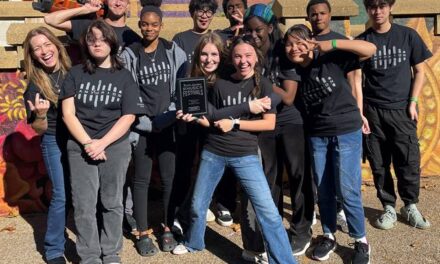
193, 7, 214, 32
232, 42, 257, 79
106, 0, 129, 18
200, 42, 220, 73
86, 27, 111, 61
307, 3, 331, 35
244, 16, 272, 49
284, 34, 310, 66
139, 12, 162, 42
30, 34, 59, 72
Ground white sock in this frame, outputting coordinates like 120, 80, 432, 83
338, 210, 347, 221
324, 233, 335, 240
356, 236, 368, 244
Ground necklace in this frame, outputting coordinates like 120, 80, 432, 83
49, 71, 61, 91
145, 48, 158, 63
240, 77, 252, 89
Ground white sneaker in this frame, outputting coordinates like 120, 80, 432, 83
206, 208, 216, 222
216, 203, 233, 227
241, 250, 268, 264
172, 244, 189, 255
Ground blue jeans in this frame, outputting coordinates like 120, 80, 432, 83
309, 129, 366, 239
184, 150, 296, 264
41, 134, 67, 260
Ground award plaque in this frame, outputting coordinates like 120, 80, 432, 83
177, 77, 208, 116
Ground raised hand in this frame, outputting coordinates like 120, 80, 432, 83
27, 93, 49, 118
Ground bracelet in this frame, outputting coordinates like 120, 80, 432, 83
35, 115, 47, 120
331, 39, 337, 50
83, 143, 90, 148
410, 97, 418, 104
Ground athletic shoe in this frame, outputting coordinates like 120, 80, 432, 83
337, 210, 349, 233
241, 250, 268, 264
172, 218, 183, 237
312, 236, 337, 261
46, 257, 66, 264
172, 244, 189, 255
206, 208, 216, 222
291, 237, 311, 256
400, 204, 430, 229
216, 203, 233, 227
351, 241, 370, 264
375, 205, 397, 230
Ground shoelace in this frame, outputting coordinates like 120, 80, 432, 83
380, 209, 396, 222
405, 207, 426, 228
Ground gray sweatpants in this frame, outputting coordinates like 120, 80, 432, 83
67, 138, 131, 264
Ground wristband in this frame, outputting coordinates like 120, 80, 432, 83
331, 39, 337, 50
410, 97, 418, 104
35, 115, 47, 120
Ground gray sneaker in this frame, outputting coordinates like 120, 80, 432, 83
375, 205, 397, 230
400, 204, 430, 229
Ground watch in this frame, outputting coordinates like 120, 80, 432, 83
232, 118, 240, 130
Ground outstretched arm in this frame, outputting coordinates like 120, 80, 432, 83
44, 1, 101, 31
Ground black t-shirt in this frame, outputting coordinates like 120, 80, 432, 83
264, 40, 303, 126
137, 41, 172, 117
69, 19, 141, 53
315, 30, 348, 41
297, 50, 362, 136
216, 28, 235, 45
172, 30, 204, 66
205, 75, 275, 157
357, 23, 432, 109
24, 71, 66, 135
59, 65, 144, 142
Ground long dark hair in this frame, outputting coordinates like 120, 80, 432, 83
191, 32, 225, 87
227, 35, 264, 98
80, 19, 123, 73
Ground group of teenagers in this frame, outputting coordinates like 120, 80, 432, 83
22, 0, 432, 263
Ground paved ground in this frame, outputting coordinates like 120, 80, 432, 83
1, 177, 440, 264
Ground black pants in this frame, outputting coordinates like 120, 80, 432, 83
364, 104, 420, 207
241, 124, 314, 252
132, 126, 176, 230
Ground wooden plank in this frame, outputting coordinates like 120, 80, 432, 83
7, 23, 66, 45
436, 15, 440, 35
392, 0, 440, 15
0, 47, 19, 69
0, 2, 44, 18
273, 0, 358, 19
7, 17, 230, 45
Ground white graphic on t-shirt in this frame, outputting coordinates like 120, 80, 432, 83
139, 62, 171, 86
303, 76, 336, 105
372, 45, 407, 70
223, 91, 255, 106
188, 51, 194, 65
77, 80, 122, 108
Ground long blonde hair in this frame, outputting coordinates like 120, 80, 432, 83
23, 27, 71, 106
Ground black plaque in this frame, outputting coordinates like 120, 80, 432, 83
177, 77, 208, 116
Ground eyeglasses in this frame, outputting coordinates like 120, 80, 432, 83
86, 36, 107, 46
196, 9, 214, 18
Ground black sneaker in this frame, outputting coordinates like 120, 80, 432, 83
351, 241, 370, 264
312, 236, 337, 261
46, 256, 66, 264
216, 203, 233, 227
291, 236, 311, 256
